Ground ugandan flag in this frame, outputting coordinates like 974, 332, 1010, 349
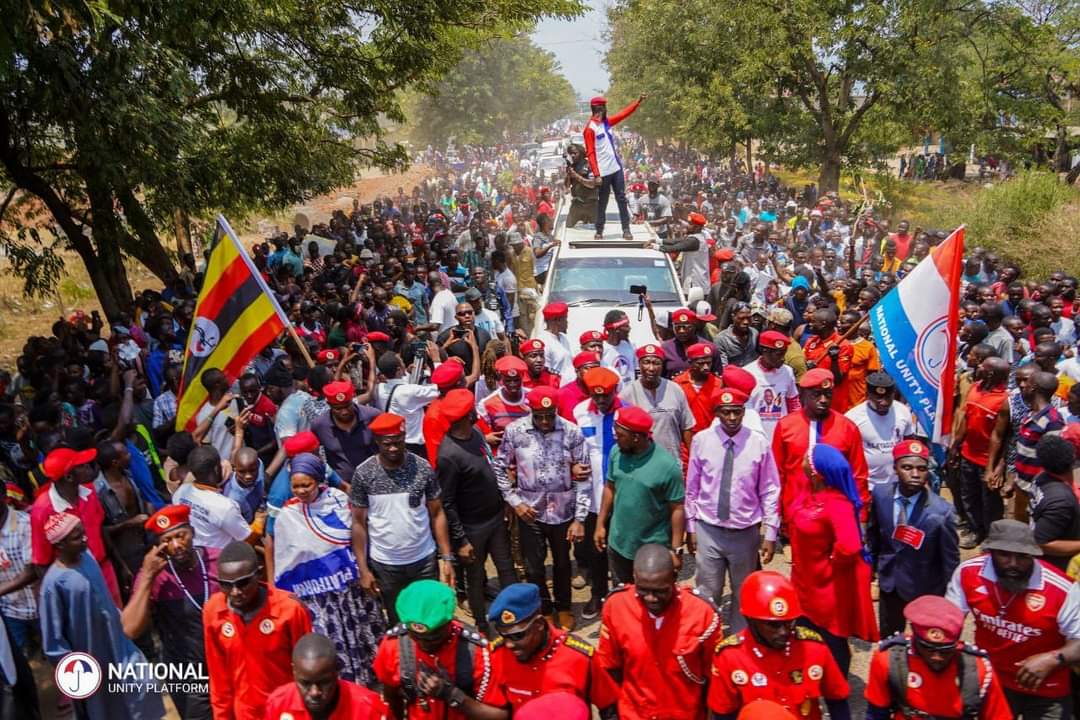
175, 215, 290, 430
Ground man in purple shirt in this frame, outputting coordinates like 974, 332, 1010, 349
685, 387, 780, 632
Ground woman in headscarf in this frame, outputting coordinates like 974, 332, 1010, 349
788, 443, 878, 675
270, 452, 384, 683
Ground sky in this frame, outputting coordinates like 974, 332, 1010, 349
531, 0, 611, 99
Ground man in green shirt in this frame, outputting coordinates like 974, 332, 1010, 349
593, 404, 685, 586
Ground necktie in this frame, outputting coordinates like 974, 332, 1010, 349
716, 439, 735, 521
897, 497, 909, 527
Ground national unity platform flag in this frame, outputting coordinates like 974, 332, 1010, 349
175, 215, 290, 431
868, 226, 965, 444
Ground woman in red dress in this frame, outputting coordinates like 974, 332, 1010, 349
788, 442, 878, 675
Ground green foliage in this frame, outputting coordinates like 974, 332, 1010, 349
406, 37, 577, 146
0, 0, 583, 314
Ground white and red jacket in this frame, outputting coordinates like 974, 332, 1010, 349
584, 99, 641, 178
946, 554, 1080, 697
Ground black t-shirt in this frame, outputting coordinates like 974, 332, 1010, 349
435, 429, 504, 546
1031, 472, 1080, 571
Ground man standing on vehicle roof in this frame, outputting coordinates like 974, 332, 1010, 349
584, 95, 646, 241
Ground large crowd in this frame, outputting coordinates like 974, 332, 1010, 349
2, 97, 1080, 720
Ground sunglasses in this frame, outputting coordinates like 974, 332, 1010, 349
216, 572, 259, 591
497, 618, 537, 642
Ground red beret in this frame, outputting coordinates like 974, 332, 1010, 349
43, 447, 97, 481
670, 308, 698, 325
370, 413, 405, 437
367, 331, 391, 343
893, 439, 929, 461
144, 505, 191, 535
1063, 424, 1080, 455
323, 380, 355, 405
636, 344, 665, 360
579, 330, 604, 346
516, 692, 589, 720
759, 330, 791, 350
715, 248, 735, 263
539, 186, 550, 195
316, 349, 340, 364
798, 368, 834, 390
584, 367, 619, 395
614, 405, 653, 433
495, 355, 529, 377
441, 388, 475, 423
687, 212, 707, 226
590, 95, 607, 106
520, 339, 545, 354
542, 303, 568, 320
904, 595, 964, 645
713, 388, 748, 407
573, 351, 601, 369
736, 700, 798, 720
283, 431, 320, 457
687, 343, 713, 360
431, 360, 465, 389
527, 386, 559, 411
722, 365, 757, 395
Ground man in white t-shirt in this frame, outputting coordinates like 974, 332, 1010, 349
372, 351, 441, 457
465, 287, 504, 340
601, 310, 637, 386
171, 445, 252, 548
844, 372, 916, 489
426, 271, 458, 334
537, 301, 575, 384
743, 331, 800, 441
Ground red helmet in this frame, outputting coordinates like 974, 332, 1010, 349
740, 571, 801, 621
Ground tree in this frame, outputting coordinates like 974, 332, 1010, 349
0, 0, 582, 316
406, 36, 577, 146
605, 0, 972, 191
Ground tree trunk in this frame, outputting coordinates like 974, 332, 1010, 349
745, 136, 753, 174
68, 232, 134, 318
818, 150, 842, 194
174, 208, 193, 258
116, 186, 178, 285
1054, 124, 1070, 173
84, 177, 136, 317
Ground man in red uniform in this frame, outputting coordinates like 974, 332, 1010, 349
373, 579, 495, 719
520, 339, 561, 390
203, 540, 313, 720
557, 351, 601, 421
484, 582, 614, 713
709, 570, 851, 719
801, 309, 853, 410
595, 544, 722, 719
864, 594, 1013, 719
946, 520, 1080, 718
422, 359, 467, 468
266, 632, 389, 719
673, 343, 723, 433
771, 368, 869, 520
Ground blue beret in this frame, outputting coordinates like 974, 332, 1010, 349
791, 275, 811, 291
488, 583, 541, 625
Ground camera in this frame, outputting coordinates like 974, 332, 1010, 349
629, 284, 647, 296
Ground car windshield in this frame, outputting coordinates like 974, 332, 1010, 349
548, 257, 681, 303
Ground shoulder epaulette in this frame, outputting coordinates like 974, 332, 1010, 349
960, 642, 988, 658
794, 626, 824, 643
563, 634, 595, 657
877, 633, 908, 651
387, 624, 408, 637
489, 636, 505, 650
688, 586, 721, 613
457, 624, 487, 647
714, 634, 743, 653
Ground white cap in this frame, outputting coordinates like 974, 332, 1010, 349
88, 339, 108, 352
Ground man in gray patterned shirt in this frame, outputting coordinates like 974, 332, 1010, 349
493, 386, 591, 631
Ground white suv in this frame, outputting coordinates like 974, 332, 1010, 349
536, 195, 687, 347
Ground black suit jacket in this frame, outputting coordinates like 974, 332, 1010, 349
867, 482, 960, 601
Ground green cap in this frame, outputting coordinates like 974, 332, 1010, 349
395, 579, 456, 633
